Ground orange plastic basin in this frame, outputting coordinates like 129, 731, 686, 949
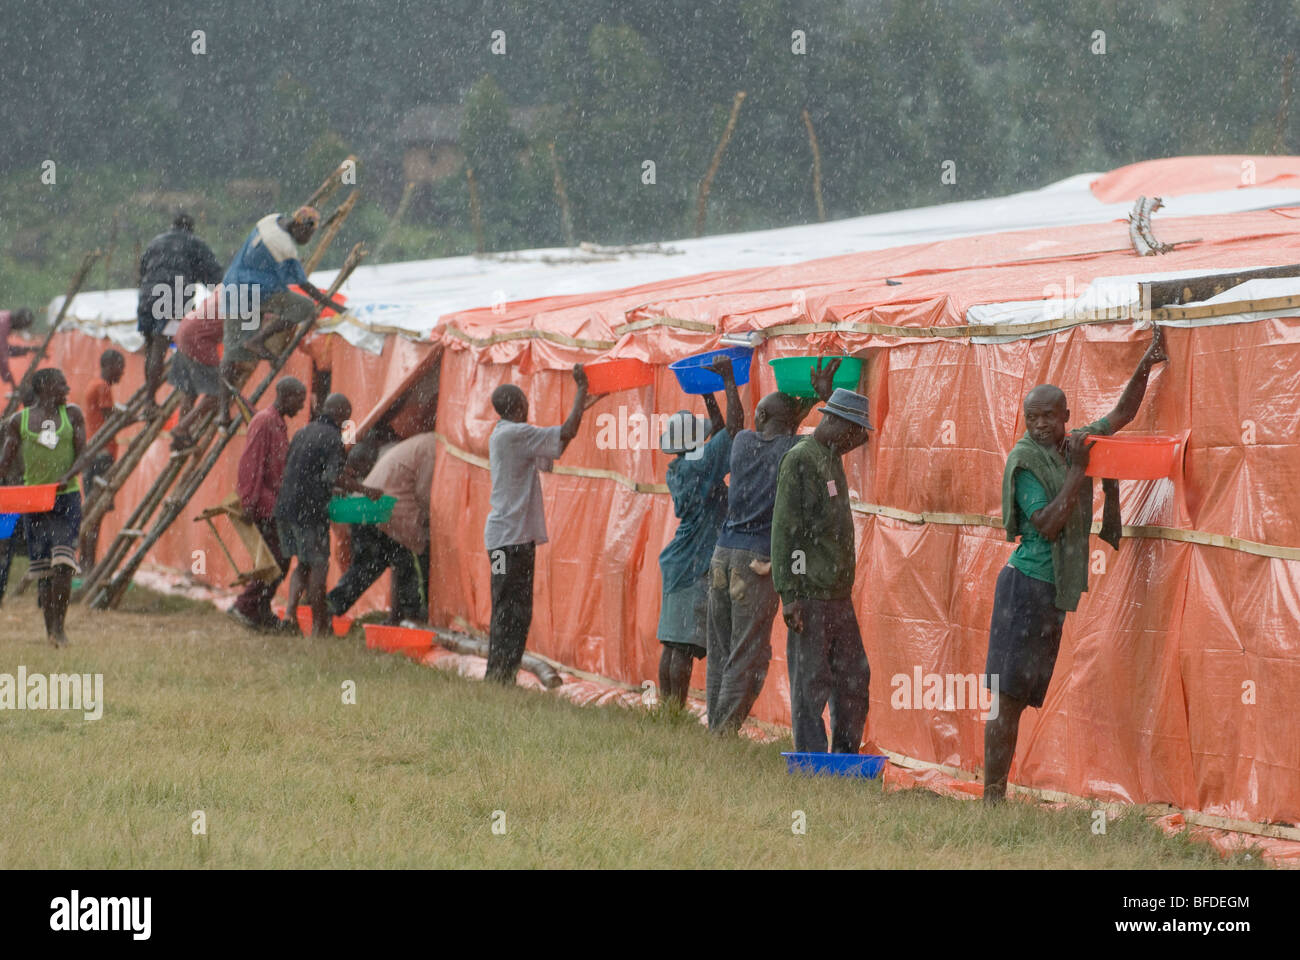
364, 623, 435, 658
582, 358, 654, 394
274, 604, 353, 636
0, 483, 58, 513
1084, 434, 1180, 480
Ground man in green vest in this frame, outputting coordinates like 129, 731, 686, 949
0, 367, 86, 647
983, 327, 1168, 803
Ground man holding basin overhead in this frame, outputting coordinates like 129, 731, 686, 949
707, 354, 855, 735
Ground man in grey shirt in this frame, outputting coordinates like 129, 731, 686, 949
483, 364, 596, 685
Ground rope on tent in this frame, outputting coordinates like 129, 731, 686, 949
428, 430, 1300, 562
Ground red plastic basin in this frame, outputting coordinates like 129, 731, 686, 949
364, 623, 435, 658
0, 483, 58, 513
582, 358, 655, 394
1084, 434, 1181, 480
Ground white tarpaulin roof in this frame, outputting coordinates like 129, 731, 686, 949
50, 170, 1300, 354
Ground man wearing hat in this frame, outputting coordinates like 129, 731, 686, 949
219, 206, 344, 390
771, 387, 874, 753
655, 355, 742, 708
706, 357, 841, 735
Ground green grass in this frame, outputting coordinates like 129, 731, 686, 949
0, 586, 1265, 868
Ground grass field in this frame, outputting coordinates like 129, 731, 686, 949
0, 573, 1264, 869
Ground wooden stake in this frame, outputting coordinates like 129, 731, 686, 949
467, 166, 485, 254
548, 143, 576, 247
801, 108, 827, 223
372, 181, 418, 263
102, 209, 121, 291
1275, 53, 1295, 154
695, 91, 746, 237
3, 250, 101, 419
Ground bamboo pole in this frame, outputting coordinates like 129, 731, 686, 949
303, 190, 359, 274
695, 91, 746, 237
372, 182, 417, 263
65, 371, 162, 479
304, 154, 358, 212
3, 250, 101, 419
466, 166, 484, 254
801, 108, 827, 223
548, 143, 576, 247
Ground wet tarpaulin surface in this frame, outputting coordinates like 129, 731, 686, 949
423, 207, 1300, 832
42, 161, 1300, 834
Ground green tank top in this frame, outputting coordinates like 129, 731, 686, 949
21, 406, 80, 494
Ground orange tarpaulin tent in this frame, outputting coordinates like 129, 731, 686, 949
39, 182, 1300, 838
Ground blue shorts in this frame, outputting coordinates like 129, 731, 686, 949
277, 518, 330, 568
25, 490, 82, 575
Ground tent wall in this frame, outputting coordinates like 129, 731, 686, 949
427, 317, 1300, 828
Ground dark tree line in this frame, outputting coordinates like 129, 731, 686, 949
2, 0, 1298, 296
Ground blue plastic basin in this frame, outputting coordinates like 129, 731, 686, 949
781, 752, 888, 779
668, 346, 753, 395
0, 513, 18, 538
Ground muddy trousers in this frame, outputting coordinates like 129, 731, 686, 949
786, 596, 870, 753
706, 546, 781, 733
485, 542, 535, 685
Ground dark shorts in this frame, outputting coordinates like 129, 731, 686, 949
984, 564, 1067, 708
168, 350, 221, 397
25, 490, 82, 575
276, 518, 330, 567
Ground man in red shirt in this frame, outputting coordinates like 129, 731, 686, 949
229, 376, 306, 630
79, 349, 126, 566
167, 297, 228, 453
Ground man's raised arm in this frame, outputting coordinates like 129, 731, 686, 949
1104, 327, 1169, 433
793, 356, 843, 425
559, 364, 591, 452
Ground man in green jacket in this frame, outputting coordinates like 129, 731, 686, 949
771, 388, 874, 753
983, 327, 1168, 803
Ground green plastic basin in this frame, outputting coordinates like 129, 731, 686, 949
768, 356, 863, 398
329, 495, 397, 524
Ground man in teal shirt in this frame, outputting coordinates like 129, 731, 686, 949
984, 328, 1168, 803
771, 388, 874, 753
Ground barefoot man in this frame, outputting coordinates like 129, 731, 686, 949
983, 328, 1168, 803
